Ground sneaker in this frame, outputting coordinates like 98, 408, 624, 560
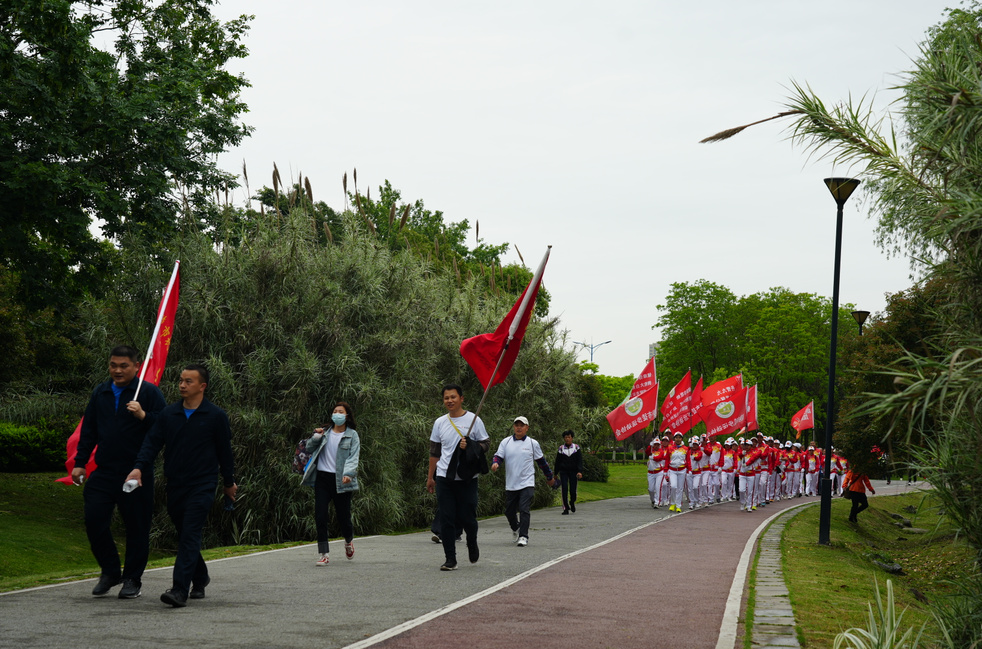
513, 528, 520, 542
345, 542, 354, 559
652, 504, 659, 510
118, 579, 142, 599
189, 576, 210, 600
440, 561, 458, 571
570, 503, 576, 513
431, 534, 441, 544
316, 554, 329, 566
561, 509, 569, 515
160, 589, 188, 608
92, 575, 120, 597
516, 536, 528, 547
467, 542, 480, 563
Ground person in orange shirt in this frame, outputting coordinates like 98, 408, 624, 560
843, 468, 875, 522
666, 431, 688, 512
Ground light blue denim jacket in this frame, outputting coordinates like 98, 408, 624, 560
301, 427, 360, 492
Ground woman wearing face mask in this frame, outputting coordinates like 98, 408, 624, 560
301, 401, 361, 566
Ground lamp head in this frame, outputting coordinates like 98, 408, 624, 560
851, 310, 870, 327
824, 177, 861, 206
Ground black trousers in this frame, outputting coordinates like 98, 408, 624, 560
314, 471, 353, 553
435, 476, 478, 562
83, 470, 154, 582
166, 483, 214, 596
505, 487, 535, 537
559, 471, 578, 510
849, 492, 869, 520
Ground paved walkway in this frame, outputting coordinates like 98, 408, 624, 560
0, 480, 915, 649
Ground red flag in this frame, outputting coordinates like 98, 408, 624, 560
56, 261, 181, 485
460, 248, 550, 390
660, 370, 692, 433
703, 386, 748, 437
607, 384, 659, 441
630, 357, 656, 398
690, 376, 705, 424
746, 385, 759, 431
790, 401, 814, 438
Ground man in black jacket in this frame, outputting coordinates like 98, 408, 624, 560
127, 364, 237, 607
554, 430, 584, 514
72, 345, 166, 599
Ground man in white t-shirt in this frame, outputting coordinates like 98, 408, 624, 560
426, 384, 490, 571
491, 416, 556, 547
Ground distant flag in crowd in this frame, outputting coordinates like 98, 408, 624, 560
630, 356, 657, 398
56, 261, 182, 485
745, 385, 759, 431
690, 376, 705, 424
701, 374, 747, 437
607, 357, 659, 441
460, 247, 550, 390
791, 400, 815, 439
660, 370, 692, 433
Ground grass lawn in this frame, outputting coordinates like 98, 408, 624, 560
576, 462, 648, 502
779, 490, 977, 647
0, 473, 304, 592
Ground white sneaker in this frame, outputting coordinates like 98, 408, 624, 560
315, 554, 329, 566
516, 536, 528, 547
512, 529, 520, 543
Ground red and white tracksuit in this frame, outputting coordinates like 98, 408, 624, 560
719, 448, 737, 500
667, 444, 689, 509
647, 446, 669, 506
738, 447, 761, 511
686, 448, 704, 509
804, 449, 822, 496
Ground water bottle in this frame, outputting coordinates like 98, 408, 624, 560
223, 495, 235, 511
122, 479, 139, 493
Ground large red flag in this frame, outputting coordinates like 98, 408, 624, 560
790, 401, 814, 439
56, 261, 181, 485
690, 376, 705, 424
746, 385, 759, 431
703, 386, 748, 437
460, 248, 550, 390
630, 357, 656, 398
660, 370, 692, 433
607, 384, 659, 441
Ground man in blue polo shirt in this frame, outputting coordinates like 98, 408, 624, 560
491, 416, 556, 547
126, 364, 237, 608
72, 345, 166, 600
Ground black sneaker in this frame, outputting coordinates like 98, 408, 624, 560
160, 589, 188, 608
92, 575, 120, 597
440, 561, 458, 571
189, 576, 211, 600
570, 503, 576, 513
118, 579, 142, 599
562, 509, 570, 515
467, 542, 479, 564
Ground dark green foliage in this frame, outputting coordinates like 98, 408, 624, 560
0, 422, 68, 472
580, 452, 609, 483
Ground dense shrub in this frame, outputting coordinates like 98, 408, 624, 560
0, 421, 69, 472
581, 452, 609, 483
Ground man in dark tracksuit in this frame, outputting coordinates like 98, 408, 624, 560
72, 345, 166, 599
554, 430, 584, 514
127, 364, 237, 608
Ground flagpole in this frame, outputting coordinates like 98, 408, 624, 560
464, 247, 550, 437
134, 260, 180, 401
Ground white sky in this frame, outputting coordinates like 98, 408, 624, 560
214, 0, 950, 377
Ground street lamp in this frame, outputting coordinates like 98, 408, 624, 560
574, 339, 612, 363
851, 310, 870, 335
819, 177, 861, 546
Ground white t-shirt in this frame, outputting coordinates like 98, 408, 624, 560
316, 430, 345, 473
430, 411, 488, 480
493, 435, 543, 491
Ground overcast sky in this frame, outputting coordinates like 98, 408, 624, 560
214, 0, 951, 378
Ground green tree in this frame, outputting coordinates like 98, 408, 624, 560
0, 0, 252, 310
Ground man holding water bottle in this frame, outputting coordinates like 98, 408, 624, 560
72, 346, 166, 600
126, 364, 237, 608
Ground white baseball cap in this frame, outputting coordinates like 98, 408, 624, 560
514, 416, 529, 425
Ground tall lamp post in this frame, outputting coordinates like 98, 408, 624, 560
851, 310, 870, 335
574, 339, 612, 363
819, 177, 861, 546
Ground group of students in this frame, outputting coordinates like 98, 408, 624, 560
644, 430, 852, 513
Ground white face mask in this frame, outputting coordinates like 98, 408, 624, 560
331, 413, 347, 426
